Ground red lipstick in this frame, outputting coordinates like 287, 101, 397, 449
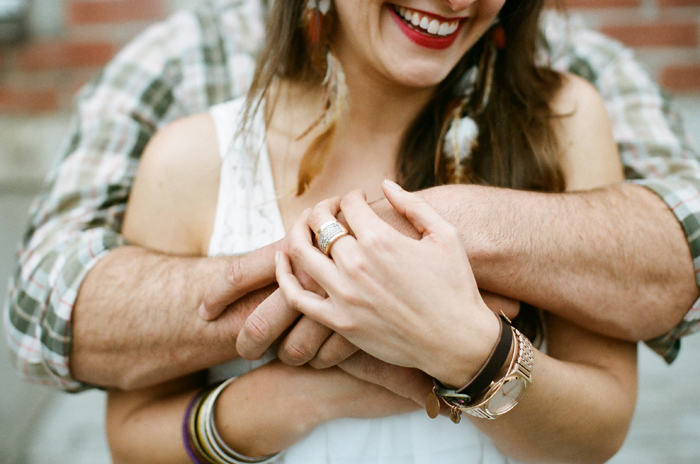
388, 4, 464, 51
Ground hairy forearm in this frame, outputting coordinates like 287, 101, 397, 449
408, 183, 696, 341
71, 246, 275, 390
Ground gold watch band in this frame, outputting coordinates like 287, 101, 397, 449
461, 327, 534, 420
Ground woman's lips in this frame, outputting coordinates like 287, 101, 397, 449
388, 4, 464, 51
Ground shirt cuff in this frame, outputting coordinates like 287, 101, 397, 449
645, 296, 700, 363
632, 177, 700, 362
5, 230, 126, 392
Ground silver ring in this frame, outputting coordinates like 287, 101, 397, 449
315, 220, 349, 257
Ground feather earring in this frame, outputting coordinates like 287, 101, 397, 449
437, 22, 500, 185
306, 0, 331, 44
296, 0, 348, 196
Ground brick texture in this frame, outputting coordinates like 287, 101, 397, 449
1, 0, 699, 112
557, 0, 700, 92
0, 87, 58, 113
17, 41, 115, 71
66, 0, 166, 25
601, 23, 698, 48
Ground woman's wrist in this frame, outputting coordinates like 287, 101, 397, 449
430, 308, 502, 389
184, 378, 282, 464
213, 366, 332, 457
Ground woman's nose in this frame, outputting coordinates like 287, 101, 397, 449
445, 0, 476, 11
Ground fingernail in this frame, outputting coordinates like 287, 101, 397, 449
275, 251, 280, 264
198, 303, 209, 320
384, 179, 403, 191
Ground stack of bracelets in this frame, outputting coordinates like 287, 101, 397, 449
183, 378, 281, 464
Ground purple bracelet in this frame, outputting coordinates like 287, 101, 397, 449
183, 390, 207, 464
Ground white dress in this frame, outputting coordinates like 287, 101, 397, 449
206, 97, 519, 464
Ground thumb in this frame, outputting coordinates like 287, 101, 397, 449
199, 239, 284, 320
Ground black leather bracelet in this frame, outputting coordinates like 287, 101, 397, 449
434, 316, 513, 405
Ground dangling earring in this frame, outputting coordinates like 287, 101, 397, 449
491, 22, 506, 50
306, 0, 331, 44
297, 0, 349, 196
436, 20, 502, 185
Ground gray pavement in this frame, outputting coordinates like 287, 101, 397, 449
1, 97, 700, 463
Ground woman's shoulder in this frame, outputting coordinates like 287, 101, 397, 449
122, 111, 221, 256
550, 72, 606, 118
550, 73, 624, 191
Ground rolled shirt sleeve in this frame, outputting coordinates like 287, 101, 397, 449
3, 0, 264, 391
543, 13, 700, 362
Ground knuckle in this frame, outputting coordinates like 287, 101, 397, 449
340, 194, 354, 210
315, 339, 356, 367
308, 357, 330, 369
242, 313, 271, 346
281, 340, 316, 365
288, 240, 305, 262
313, 348, 338, 368
201, 291, 217, 311
319, 196, 341, 209
334, 316, 356, 334
342, 255, 368, 280
226, 259, 247, 287
307, 208, 325, 229
335, 286, 358, 306
358, 229, 380, 249
442, 224, 461, 244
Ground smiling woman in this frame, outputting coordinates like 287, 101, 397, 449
394, 5, 462, 37
105, 1, 636, 464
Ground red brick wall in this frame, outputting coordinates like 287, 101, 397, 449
0, 0, 167, 112
0, 0, 699, 113
561, 0, 700, 92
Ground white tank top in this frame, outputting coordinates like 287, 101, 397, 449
206, 98, 518, 464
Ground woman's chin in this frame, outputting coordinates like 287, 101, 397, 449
384, 64, 451, 90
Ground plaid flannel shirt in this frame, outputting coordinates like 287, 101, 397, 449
4, 2, 700, 392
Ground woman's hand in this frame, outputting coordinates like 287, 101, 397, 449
277, 180, 501, 388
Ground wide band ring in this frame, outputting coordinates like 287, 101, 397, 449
315, 220, 349, 257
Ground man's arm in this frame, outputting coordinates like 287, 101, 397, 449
70, 245, 283, 390
3, 2, 265, 391
413, 183, 697, 341
544, 13, 700, 357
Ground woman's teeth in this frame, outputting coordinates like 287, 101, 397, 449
393, 4, 460, 37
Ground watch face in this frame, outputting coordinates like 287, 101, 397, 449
487, 378, 527, 415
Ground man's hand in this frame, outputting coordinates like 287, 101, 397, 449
199, 239, 287, 320
197, 236, 358, 368
235, 278, 359, 368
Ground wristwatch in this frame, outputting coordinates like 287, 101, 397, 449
461, 327, 534, 419
431, 326, 534, 421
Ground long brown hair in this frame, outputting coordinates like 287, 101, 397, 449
244, 0, 565, 195
244, 0, 566, 340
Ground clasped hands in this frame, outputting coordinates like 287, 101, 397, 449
200, 180, 521, 405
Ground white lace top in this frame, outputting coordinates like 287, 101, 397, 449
206, 97, 519, 464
